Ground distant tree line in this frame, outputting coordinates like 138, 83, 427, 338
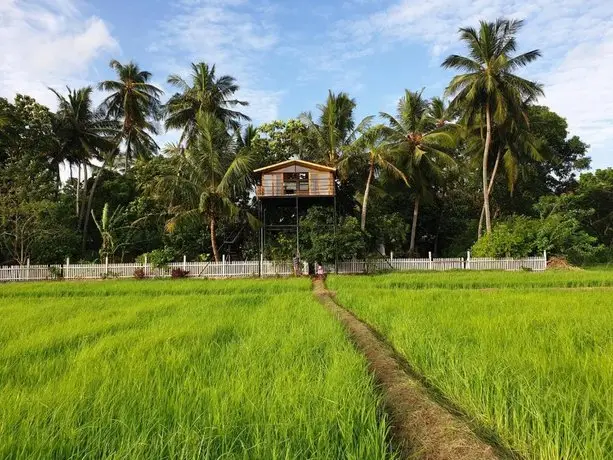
0, 19, 610, 266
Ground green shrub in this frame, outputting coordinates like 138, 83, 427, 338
47, 266, 63, 280
472, 213, 603, 264
137, 248, 175, 269
299, 207, 366, 263
472, 216, 538, 258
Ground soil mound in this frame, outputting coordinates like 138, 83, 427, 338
547, 257, 581, 270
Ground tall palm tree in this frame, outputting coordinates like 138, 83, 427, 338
442, 18, 543, 234
98, 60, 163, 171
165, 62, 250, 146
51, 86, 115, 226
381, 90, 456, 254
345, 125, 407, 230
301, 90, 372, 168
474, 115, 544, 236
156, 112, 254, 262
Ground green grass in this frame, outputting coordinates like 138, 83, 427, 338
329, 269, 613, 290
0, 278, 395, 459
0, 277, 310, 298
329, 272, 613, 459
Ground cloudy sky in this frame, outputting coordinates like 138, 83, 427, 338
1, 0, 611, 168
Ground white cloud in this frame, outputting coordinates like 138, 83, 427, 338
327, 0, 613, 167
151, 0, 283, 126
0, 0, 118, 108
541, 34, 613, 166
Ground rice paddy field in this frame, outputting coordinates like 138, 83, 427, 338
3, 272, 613, 459
328, 272, 613, 459
0, 278, 394, 459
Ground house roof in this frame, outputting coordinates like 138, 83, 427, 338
253, 159, 336, 174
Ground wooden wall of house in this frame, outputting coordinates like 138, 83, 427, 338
259, 167, 334, 196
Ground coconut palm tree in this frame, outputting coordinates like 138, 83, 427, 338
473, 115, 545, 236
156, 112, 254, 262
165, 62, 250, 146
442, 18, 543, 235
345, 125, 407, 230
50, 86, 116, 226
381, 90, 456, 254
430, 97, 457, 127
98, 60, 163, 171
236, 124, 258, 153
301, 90, 372, 168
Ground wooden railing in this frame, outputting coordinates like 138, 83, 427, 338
255, 183, 335, 197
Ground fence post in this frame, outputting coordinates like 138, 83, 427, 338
183, 255, 187, 271
66, 257, 70, 279
26, 258, 30, 281
105, 256, 109, 274
543, 250, 547, 270
222, 254, 226, 277
428, 251, 433, 270
260, 253, 263, 278
466, 251, 471, 270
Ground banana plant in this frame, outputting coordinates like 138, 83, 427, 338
91, 203, 124, 261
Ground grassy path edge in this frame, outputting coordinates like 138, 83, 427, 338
312, 278, 501, 460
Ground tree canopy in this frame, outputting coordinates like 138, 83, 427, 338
0, 17, 608, 266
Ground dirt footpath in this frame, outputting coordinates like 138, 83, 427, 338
313, 279, 502, 460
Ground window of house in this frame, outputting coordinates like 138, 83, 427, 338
283, 172, 309, 194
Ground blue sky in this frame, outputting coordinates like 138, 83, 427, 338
1, 0, 612, 168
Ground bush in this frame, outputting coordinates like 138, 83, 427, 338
299, 207, 366, 263
267, 233, 295, 261
47, 266, 63, 280
138, 248, 175, 269
133, 268, 146, 279
472, 213, 604, 264
472, 216, 539, 258
171, 268, 190, 278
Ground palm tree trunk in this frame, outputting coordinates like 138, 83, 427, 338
78, 164, 88, 231
482, 103, 493, 235
478, 149, 502, 237
75, 164, 80, 216
83, 165, 88, 216
55, 166, 61, 196
210, 217, 220, 262
409, 195, 420, 254
81, 161, 105, 255
361, 161, 375, 231
124, 127, 132, 173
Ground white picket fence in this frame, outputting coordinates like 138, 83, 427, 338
0, 252, 547, 282
466, 256, 546, 271
0, 264, 62, 281
63, 260, 266, 279
323, 258, 463, 273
